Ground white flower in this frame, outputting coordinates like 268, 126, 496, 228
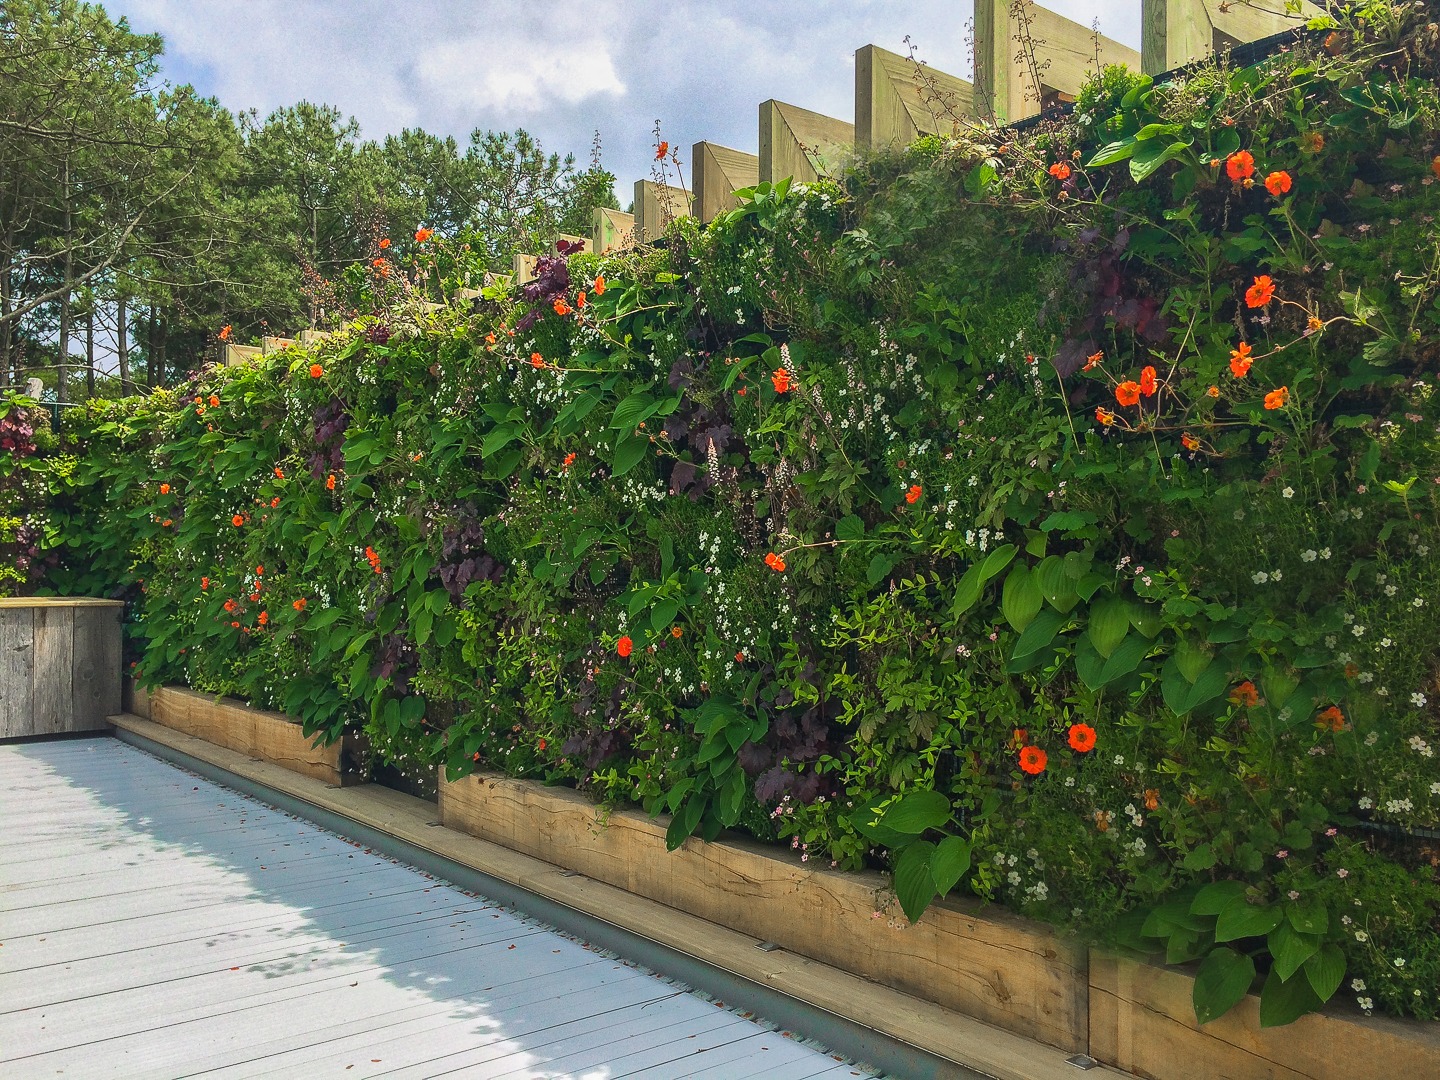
1385, 584, 1398, 597
1413, 597, 1425, 608
1358, 996, 1374, 1013
1113, 755, 1125, 765
1352, 625, 1366, 637
1394, 958, 1406, 968
1355, 930, 1369, 942
1007, 870, 1021, 886
1380, 637, 1393, 648
1253, 571, 1269, 584
1282, 486, 1295, 498
1351, 978, 1367, 991
1411, 693, 1427, 708
1272, 570, 1283, 582
1431, 782, 1440, 795
1301, 549, 1318, 562
1359, 795, 1375, 808
1321, 547, 1332, 559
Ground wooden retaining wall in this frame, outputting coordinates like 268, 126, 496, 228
0, 597, 122, 739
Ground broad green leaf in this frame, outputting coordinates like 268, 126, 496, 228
1036, 555, 1079, 613
1304, 944, 1345, 1002
1193, 947, 1256, 1025
1001, 565, 1042, 632
929, 836, 972, 895
1259, 965, 1323, 1027
880, 789, 951, 834
1268, 920, 1321, 981
1012, 607, 1066, 660
893, 841, 938, 923
1191, 880, 1248, 916
613, 434, 648, 477
836, 514, 864, 541
1215, 897, 1283, 942
1087, 594, 1131, 659
1286, 895, 1328, 935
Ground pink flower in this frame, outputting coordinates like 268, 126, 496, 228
1277, 850, 1289, 859
1337, 868, 1350, 878
1325, 827, 1338, 837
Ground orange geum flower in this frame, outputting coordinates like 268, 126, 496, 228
1067, 723, 1097, 753
553, 298, 571, 316
274, 467, 284, 479
485, 332, 497, 346
670, 626, 683, 639
1245, 275, 1276, 308
1264, 170, 1292, 196
1264, 386, 1290, 410
218, 324, 232, 342
257, 611, 269, 626
1139, 366, 1158, 397
617, 635, 634, 658
593, 275, 606, 295
223, 598, 237, 613
293, 598, 307, 611
1226, 150, 1255, 181
1083, 350, 1103, 371
326, 473, 336, 491
735, 651, 745, 662
1206, 385, 1220, 398
270, 496, 280, 508
576, 291, 587, 309
415, 227, 434, 243
562, 452, 577, 469
764, 552, 787, 572
309, 363, 323, 378
1181, 432, 1201, 451
905, 484, 923, 504
655, 141, 669, 160
1143, 788, 1160, 811
161, 518, 173, 527
1229, 680, 1260, 707
160, 482, 170, 494
530, 352, 545, 368
1229, 341, 1253, 377
1018, 746, 1047, 776
201, 577, 209, 590
1095, 407, 1116, 426
1115, 381, 1141, 407
1316, 705, 1347, 732
232, 514, 244, 527
209, 394, 220, 408
771, 368, 792, 393
1048, 162, 1071, 180
379, 238, 391, 249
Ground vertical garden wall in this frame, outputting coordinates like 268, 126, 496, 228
7, 4, 1440, 1030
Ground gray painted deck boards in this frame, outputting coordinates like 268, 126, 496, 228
0, 739, 874, 1079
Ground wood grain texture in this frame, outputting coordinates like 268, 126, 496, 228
145, 685, 358, 786
70, 603, 120, 730
593, 206, 635, 253
633, 180, 692, 243
692, 141, 759, 222
759, 99, 854, 184
31, 604, 73, 735
1143, 0, 1323, 73
855, 44, 974, 149
0, 606, 36, 738
1089, 951, 1440, 1080
439, 770, 1089, 1052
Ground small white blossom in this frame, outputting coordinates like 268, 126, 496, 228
1282, 486, 1295, 498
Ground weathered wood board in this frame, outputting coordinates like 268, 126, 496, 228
223, 343, 262, 367
1142, 0, 1324, 75
593, 206, 635, 253
759, 99, 854, 184
439, 769, 1089, 1052
1089, 951, 1440, 1080
633, 179, 692, 243
692, 141, 759, 222
143, 684, 362, 786
0, 598, 121, 739
856, 44, 974, 148
975, 0, 1141, 122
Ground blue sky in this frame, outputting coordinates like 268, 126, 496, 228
103, 0, 1144, 198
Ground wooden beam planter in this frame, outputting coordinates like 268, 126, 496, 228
438, 769, 1440, 1078
0, 597, 122, 739
129, 684, 364, 787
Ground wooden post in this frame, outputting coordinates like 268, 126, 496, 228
633, 180, 692, 243
0, 598, 123, 739
975, 0, 1140, 123
758, 100, 854, 184
855, 44, 975, 149
692, 142, 759, 223
593, 206, 635, 254
223, 343, 262, 368
1141, 0, 1323, 74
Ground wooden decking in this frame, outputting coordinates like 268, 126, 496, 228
0, 739, 877, 1079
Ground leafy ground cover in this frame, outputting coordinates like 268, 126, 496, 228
6, 1, 1440, 1029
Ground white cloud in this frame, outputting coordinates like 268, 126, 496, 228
413, 35, 625, 115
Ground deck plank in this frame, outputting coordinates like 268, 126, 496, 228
0, 739, 878, 1079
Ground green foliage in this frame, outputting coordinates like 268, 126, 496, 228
12, 1, 1440, 1031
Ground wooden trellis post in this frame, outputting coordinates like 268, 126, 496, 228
633, 180, 692, 243
758, 99, 854, 184
1141, 0, 1324, 75
692, 141, 760, 223
855, 44, 975, 148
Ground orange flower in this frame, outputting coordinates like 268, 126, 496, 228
293, 598, 307, 611
231, 621, 240, 629
553, 298, 571, 316
1083, 350, 1103, 371
485, 332, 497, 346
764, 552, 787, 573
771, 368, 792, 393
257, 611, 269, 626
1264, 170, 1292, 196
379, 238, 392, 250
274, 467, 284, 479
218, 324, 232, 342
270, 496, 280, 508
1018, 746, 1047, 775
309, 363, 323, 378
1245, 275, 1276, 308
1432, 156, 1440, 180
1206, 385, 1220, 398
1067, 723, 1097, 753
1264, 386, 1289, 410
1095, 407, 1116, 426
562, 451, 576, 469
1229, 341, 1253, 377
232, 514, 244, 528
201, 577, 209, 590
1181, 432, 1201, 451
537, 737, 547, 751
209, 395, 220, 408
530, 352, 545, 368
1115, 381, 1141, 407
905, 484, 923, 504
372, 257, 386, 268
1143, 788, 1160, 811
415, 227, 434, 243
655, 141, 669, 160
617, 635, 634, 658
576, 291, 587, 309
1225, 150, 1255, 181
256, 565, 263, 575
159, 482, 171, 495
1229, 680, 1260, 707
1316, 705, 1347, 732
735, 651, 745, 662
1048, 162, 1072, 181
223, 598, 237, 613
593, 275, 606, 295
161, 518, 173, 527
326, 473, 336, 491
1307, 315, 1324, 334
1139, 366, 1157, 397
1094, 810, 1112, 833
670, 626, 683, 639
